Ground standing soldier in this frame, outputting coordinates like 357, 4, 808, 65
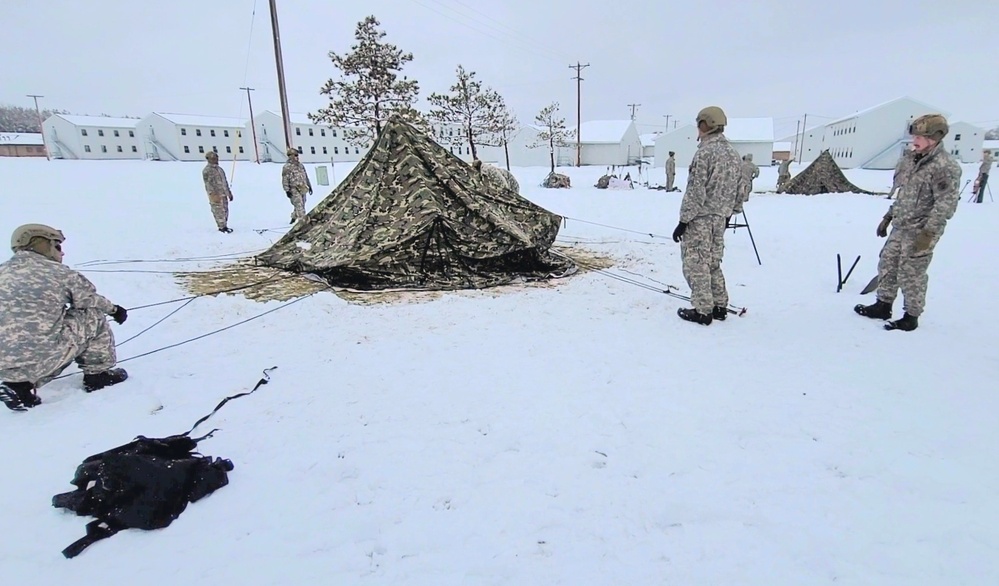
854, 114, 961, 331
740, 153, 759, 204
973, 150, 993, 203
776, 156, 793, 191
665, 151, 676, 191
282, 148, 312, 223
202, 151, 233, 233
671, 106, 742, 325
0, 224, 129, 411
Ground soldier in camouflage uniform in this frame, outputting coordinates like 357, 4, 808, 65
665, 151, 676, 191
202, 151, 233, 233
282, 148, 312, 223
0, 225, 129, 411
776, 157, 793, 191
671, 106, 743, 325
854, 114, 961, 331
472, 159, 520, 193
973, 150, 992, 203
739, 153, 759, 206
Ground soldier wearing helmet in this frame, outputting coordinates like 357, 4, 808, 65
281, 147, 312, 223
973, 150, 993, 203
739, 153, 759, 209
202, 150, 234, 233
855, 113, 962, 331
0, 224, 129, 411
671, 106, 743, 325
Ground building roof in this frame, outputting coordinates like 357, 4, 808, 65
984, 140, 999, 150
579, 120, 633, 144
0, 132, 44, 145
259, 110, 323, 125
152, 112, 247, 127
724, 118, 774, 142
639, 133, 660, 148
52, 114, 139, 128
827, 96, 944, 126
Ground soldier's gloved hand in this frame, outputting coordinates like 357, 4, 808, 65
286, 191, 293, 199
111, 305, 128, 325
308, 189, 313, 195
914, 229, 934, 253
228, 192, 234, 202
672, 221, 687, 243
877, 216, 891, 238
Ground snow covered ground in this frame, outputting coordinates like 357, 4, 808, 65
1, 156, 997, 585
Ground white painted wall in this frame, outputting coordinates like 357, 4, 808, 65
654, 125, 698, 169
43, 115, 143, 160
942, 121, 985, 164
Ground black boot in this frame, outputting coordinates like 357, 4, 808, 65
854, 299, 892, 320
678, 307, 712, 325
218, 226, 233, 233
83, 368, 128, 392
712, 306, 728, 321
885, 313, 918, 331
0, 381, 40, 412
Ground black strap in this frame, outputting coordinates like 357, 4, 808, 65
183, 367, 277, 437
62, 520, 122, 559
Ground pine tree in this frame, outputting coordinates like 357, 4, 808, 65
480, 98, 518, 171
986, 126, 999, 140
530, 102, 574, 174
427, 65, 505, 161
310, 15, 424, 147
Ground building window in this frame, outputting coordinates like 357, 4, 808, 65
132, 146, 137, 152
237, 130, 242, 137
196, 129, 202, 137
81, 129, 88, 136
332, 129, 337, 137
321, 129, 326, 137
113, 130, 120, 137
954, 149, 960, 156
98, 129, 105, 137
307, 128, 313, 136
955, 134, 962, 141
184, 146, 190, 153
212, 146, 218, 153
84, 145, 92, 152
224, 130, 230, 138
238, 146, 244, 153
322, 146, 328, 154
117, 145, 123, 152
334, 147, 339, 154
307, 146, 313, 154
129, 130, 134, 137
226, 146, 232, 153
296, 127, 301, 136
297, 147, 303, 154
101, 145, 107, 153
181, 128, 187, 136
198, 146, 205, 153
355, 147, 360, 154
209, 129, 215, 137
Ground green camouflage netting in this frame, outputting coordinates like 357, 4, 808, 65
255, 116, 576, 291
778, 150, 875, 195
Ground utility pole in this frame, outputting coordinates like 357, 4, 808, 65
663, 114, 671, 132
268, 0, 294, 153
627, 103, 641, 120
799, 113, 808, 161
26, 94, 50, 161
793, 120, 800, 160
569, 61, 589, 167
239, 87, 260, 164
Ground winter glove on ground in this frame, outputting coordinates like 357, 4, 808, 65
672, 222, 688, 243
877, 216, 891, 238
111, 305, 128, 325
914, 229, 934, 253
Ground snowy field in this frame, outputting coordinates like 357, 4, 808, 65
1, 156, 997, 585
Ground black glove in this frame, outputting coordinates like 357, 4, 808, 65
876, 216, 891, 238
286, 191, 293, 199
672, 222, 688, 243
111, 305, 128, 325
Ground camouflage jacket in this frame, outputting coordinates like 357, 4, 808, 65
282, 161, 312, 194
0, 251, 116, 378
202, 163, 232, 196
778, 159, 791, 176
886, 144, 961, 234
891, 153, 914, 191
666, 157, 676, 175
981, 154, 993, 175
679, 133, 742, 223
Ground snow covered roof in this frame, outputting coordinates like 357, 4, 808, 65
827, 96, 945, 126
0, 132, 44, 145
53, 114, 139, 128
724, 118, 774, 142
258, 110, 324, 126
984, 140, 999, 150
639, 133, 660, 147
579, 120, 633, 144
152, 113, 247, 128
773, 141, 792, 152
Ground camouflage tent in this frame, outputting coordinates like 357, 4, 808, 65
778, 150, 875, 195
255, 116, 575, 291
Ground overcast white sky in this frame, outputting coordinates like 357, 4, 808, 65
2, 0, 997, 138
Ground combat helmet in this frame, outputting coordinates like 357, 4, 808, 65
696, 106, 727, 132
11, 223, 65, 252
908, 114, 948, 141
286, 147, 299, 157
205, 150, 218, 161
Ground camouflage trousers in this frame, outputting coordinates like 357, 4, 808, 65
975, 173, 989, 204
0, 308, 116, 387
289, 189, 307, 222
207, 192, 229, 229
666, 172, 675, 191
680, 215, 728, 315
876, 227, 940, 317
777, 173, 790, 189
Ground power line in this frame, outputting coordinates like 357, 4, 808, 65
627, 103, 641, 120
441, 0, 576, 62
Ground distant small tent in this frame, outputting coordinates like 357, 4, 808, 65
778, 150, 875, 195
255, 116, 576, 291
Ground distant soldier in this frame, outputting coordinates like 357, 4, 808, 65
974, 150, 993, 203
740, 153, 759, 203
282, 148, 312, 223
202, 151, 233, 233
472, 159, 520, 193
671, 106, 743, 325
776, 157, 793, 191
854, 114, 961, 331
0, 224, 129, 411
887, 150, 913, 200
665, 151, 676, 191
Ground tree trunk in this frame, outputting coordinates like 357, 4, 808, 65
503, 139, 511, 171
549, 138, 555, 174
467, 125, 477, 160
